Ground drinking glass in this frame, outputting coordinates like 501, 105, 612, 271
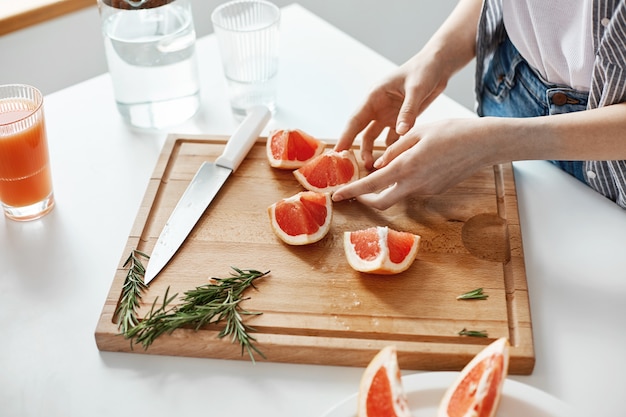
211, 0, 280, 119
0, 84, 55, 221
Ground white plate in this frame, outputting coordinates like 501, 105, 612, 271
321, 372, 579, 417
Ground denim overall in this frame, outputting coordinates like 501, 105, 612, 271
478, 37, 590, 183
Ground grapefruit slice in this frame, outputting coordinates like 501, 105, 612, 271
293, 149, 359, 194
268, 191, 332, 245
266, 129, 326, 169
437, 337, 510, 417
357, 345, 411, 417
344, 226, 420, 274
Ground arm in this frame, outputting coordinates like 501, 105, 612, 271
332, 102, 626, 210
335, 0, 483, 169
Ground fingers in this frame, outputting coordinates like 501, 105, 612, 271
395, 90, 421, 135
395, 78, 445, 135
335, 109, 370, 152
356, 185, 405, 211
331, 130, 424, 210
385, 129, 400, 147
367, 129, 400, 169
373, 130, 421, 169
337, 116, 390, 170
359, 120, 389, 169
333, 179, 407, 211
332, 164, 398, 203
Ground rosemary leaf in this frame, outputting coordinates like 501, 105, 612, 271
115, 250, 149, 335
458, 328, 488, 338
125, 267, 269, 363
456, 288, 489, 300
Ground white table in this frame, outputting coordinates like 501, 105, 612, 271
1, 4, 625, 416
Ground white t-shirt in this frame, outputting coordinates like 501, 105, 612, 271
502, 0, 595, 91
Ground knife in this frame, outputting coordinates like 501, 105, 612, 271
144, 105, 271, 285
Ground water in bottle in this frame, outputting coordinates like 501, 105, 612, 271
100, 0, 201, 129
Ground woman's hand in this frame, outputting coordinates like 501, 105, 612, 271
334, 0, 482, 170
332, 117, 498, 210
334, 53, 451, 170
333, 102, 626, 210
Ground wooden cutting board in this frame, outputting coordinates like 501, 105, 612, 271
95, 134, 535, 374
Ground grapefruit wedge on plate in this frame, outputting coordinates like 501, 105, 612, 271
357, 345, 411, 417
344, 226, 420, 274
266, 129, 326, 169
322, 372, 578, 417
268, 191, 332, 245
293, 149, 359, 194
437, 337, 510, 417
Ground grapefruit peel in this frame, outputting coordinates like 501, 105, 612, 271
293, 149, 359, 194
266, 129, 326, 169
357, 345, 411, 417
437, 337, 510, 417
268, 191, 332, 246
344, 226, 421, 275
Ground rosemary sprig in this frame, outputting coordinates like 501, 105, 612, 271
115, 250, 149, 335
125, 267, 270, 363
458, 328, 488, 338
456, 288, 489, 300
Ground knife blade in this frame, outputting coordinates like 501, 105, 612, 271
144, 105, 271, 285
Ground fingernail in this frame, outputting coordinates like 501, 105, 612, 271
373, 158, 383, 169
396, 122, 409, 134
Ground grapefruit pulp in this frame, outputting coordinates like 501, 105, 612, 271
268, 191, 332, 245
266, 129, 326, 169
357, 345, 411, 417
293, 149, 359, 194
437, 337, 510, 417
344, 226, 420, 274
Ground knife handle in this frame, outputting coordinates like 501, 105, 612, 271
215, 106, 271, 172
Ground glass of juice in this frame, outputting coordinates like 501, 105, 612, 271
0, 84, 55, 221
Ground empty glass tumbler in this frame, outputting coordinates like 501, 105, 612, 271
211, 0, 281, 119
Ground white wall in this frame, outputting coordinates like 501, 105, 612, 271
0, 1, 475, 110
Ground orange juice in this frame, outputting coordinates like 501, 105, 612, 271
0, 91, 53, 217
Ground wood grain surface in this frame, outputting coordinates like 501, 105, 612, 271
95, 134, 535, 374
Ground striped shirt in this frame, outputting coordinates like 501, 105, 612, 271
475, 0, 626, 208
